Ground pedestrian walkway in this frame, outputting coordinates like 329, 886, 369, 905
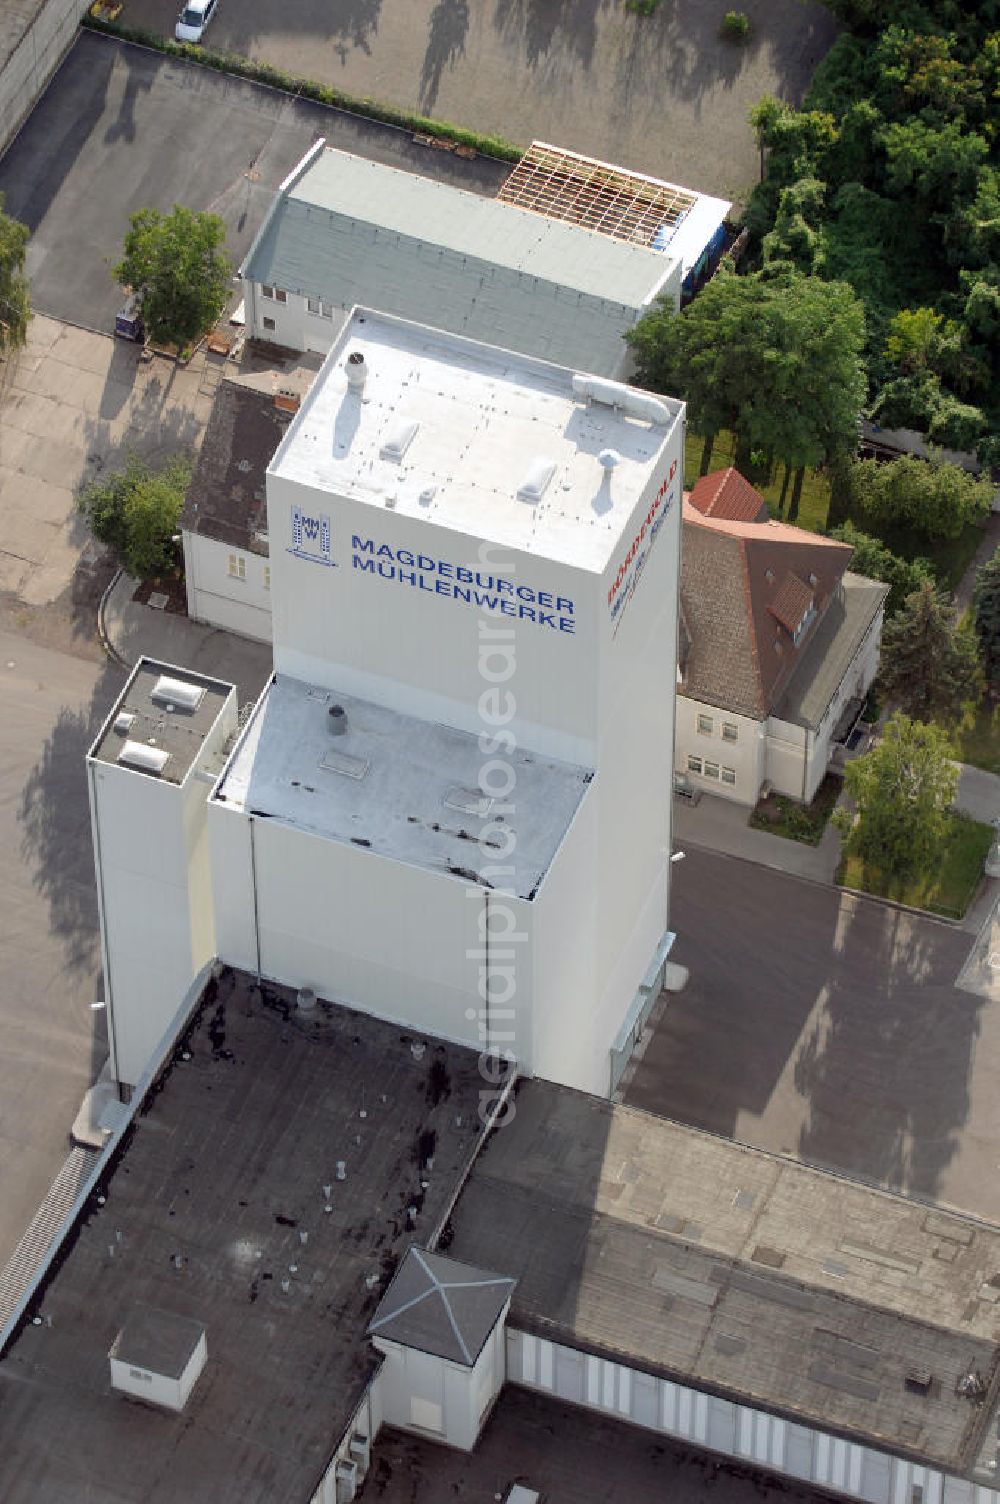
955, 762, 1000, 824
953, 511, 1000, 615
102, 571, 271, 707
672, 791, 843, 884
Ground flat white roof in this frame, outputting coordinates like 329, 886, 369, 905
213, 676, 592, 900
269, 309, 683, 573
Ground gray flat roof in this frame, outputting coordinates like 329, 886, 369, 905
244, 147, 677, 374
214, 676, 593, 899
89, 658, 234, 786
775, 572, 888, 730
0, 969, 487, 1504
446, 1082, 1000, 1473
368, 1247, 515, 1366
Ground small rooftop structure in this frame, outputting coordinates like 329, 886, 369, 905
688, 467, 769, 524
0, 968, 486, 1504
498, 142, 731, 282
213, 675, 592, 897
89, 659, 234, 786
269, 309, 683, 575
368, 1247, 515, 1366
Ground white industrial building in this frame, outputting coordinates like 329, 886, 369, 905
90, 309, 685, 1097
240, 139, 729, 375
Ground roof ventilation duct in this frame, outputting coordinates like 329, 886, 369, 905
328, 704, 348, 736
572, 373, 671, 426
598, 449, 622, 470
345, 350, 367, 393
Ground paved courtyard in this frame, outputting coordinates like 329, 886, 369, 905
120, 0, 838, 199
626, 847, 1000, 1224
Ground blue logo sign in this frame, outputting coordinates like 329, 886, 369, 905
288, 505, 336, 568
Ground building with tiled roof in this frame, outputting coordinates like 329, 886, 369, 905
676, 472, 888, 807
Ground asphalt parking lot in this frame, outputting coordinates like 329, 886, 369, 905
122, 0, 838, 198
626, 848, 1000, 1225
0, 29, 508, 332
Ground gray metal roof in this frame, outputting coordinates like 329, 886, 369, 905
446, 1081, 1000, 1473
368, 1246, 515, 1366
243, 148, 676, 374
775, 571, 889, 730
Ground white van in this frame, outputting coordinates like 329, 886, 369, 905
175, 0, 218, 43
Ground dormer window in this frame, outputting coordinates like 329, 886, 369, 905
792, 598, 817, 645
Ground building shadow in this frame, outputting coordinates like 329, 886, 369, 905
623, 849, 982, 1214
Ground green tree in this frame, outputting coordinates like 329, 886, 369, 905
878, 577, 982, 722
78, 454, 191, 579
835, 712, 958, 885
626, 270, 866, 485
846, 453, 992, 540
114, 206, 230, 351
0, 194, 30, 355
884, 307, 943, 372
974, 546, 1000, 695
828, 521, 932, 615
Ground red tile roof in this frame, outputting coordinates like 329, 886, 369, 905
767, 571, 815, 636
688, 468, 769, 524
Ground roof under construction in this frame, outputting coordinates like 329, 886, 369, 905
498, 142, 730, 276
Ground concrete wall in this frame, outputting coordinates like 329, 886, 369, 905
508, 1329, 997, 1504
372, 1316, 507, 1453
0, 0, 89, 158
208, 799, 541, 1066
676, 695, 764, 805
183, 531, 272, 643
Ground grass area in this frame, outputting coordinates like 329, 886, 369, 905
953, 699, 1000, 775
839, 812, 992, 919
684, 430, 832, 533
749, 775, 841, 845
878, 519, 986, 595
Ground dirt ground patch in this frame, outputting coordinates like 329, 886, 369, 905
117, 0, 838, 201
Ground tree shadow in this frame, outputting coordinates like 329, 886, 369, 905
221, 0, 382, 60
420, 0, 470, 113
492, 0, 606, 72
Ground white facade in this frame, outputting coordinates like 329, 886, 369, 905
372, 1317, 507, 1452
87, 661, 238, 1088
109, 1329, 207, 1413
676, 606, 884, 807
207, 310, 684, 1098
182, 530, 272, 643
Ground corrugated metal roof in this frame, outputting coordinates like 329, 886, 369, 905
244, 149, 678, 374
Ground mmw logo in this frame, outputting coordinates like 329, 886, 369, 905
289, 505, 336, 568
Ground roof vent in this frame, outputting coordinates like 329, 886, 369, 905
118, 742, 170, 776
319, 749, 370, 780
346, 350, 367, 393
151, 675, 204, 713
444, 786, 494, 818
113, 711, 135, 735
905, 1367, 934, 1395
517, 456, 556, 502
571, 373, 671, 426
380, 418, 419, 462
599, 448, 622, 470
328, 704, 348, 736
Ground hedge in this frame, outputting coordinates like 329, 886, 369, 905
82, 16, 523, 163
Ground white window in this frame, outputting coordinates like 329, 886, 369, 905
793, 600, 817, 645
261, 284, 275, 300
228, 553, 246, 580
262, 316, 276, 331
320, 300, 334, 319
263, 565, 270, 590
721, 766, 736, 785
697, 713, 713, 735
307, 297, 320, 315
274, 288, 287, 304
704, 761, 720, 779
687, 754, 702, 774
722, 722, 738, 742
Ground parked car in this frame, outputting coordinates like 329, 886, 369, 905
175, 0, 218, 43
114, 291, 145, 343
